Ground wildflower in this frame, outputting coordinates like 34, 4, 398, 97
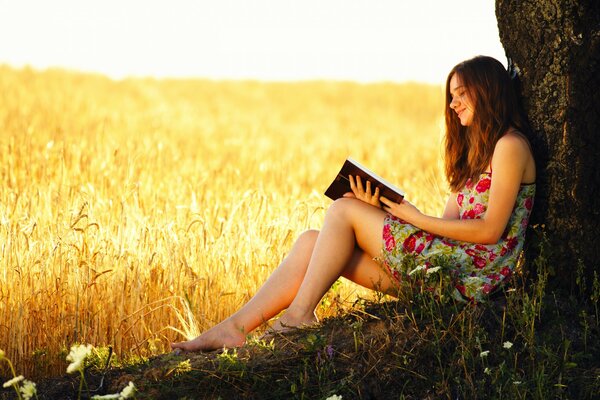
503, 341, 513, 349
66, 344, 93, 374
120, 381, 136, 399
484, 367, 491, 375
20, 380, 37, 400
325, 345, 334, 358
408, 265, 426, 276
426, 266, 441, 275
91, 394, 121, 400
513, 381, 522, 385
479, 350, 490, 358
3, 375, 24, 388
325, 395, 342, 400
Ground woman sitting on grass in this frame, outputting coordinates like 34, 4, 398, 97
172, 55, 536, 352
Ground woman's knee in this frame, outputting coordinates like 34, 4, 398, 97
326, 197, 358, 219
295, 229, 319, 250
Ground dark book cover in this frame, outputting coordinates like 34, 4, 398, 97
324, 158, 405, 203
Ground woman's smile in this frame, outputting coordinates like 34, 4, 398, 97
449, 74, 474, 126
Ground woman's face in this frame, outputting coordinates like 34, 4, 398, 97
449, 74, 474, 126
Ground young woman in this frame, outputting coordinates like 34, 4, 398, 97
171, 55, 536, 352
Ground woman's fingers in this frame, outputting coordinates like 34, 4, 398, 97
348, 176, 384, 207
348, 175, 356, 192
356, 176, 365, 194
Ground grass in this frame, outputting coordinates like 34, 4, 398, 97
12, 254, 600, 399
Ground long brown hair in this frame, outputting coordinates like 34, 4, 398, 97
444, 56, 529, 191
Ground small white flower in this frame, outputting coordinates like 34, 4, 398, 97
409, 265, 426, 276
20, 380, 37, 400
479, 350, 490, 358
91, 394, 121, 400
120, 381, 136, 399
3, 375, 24, 388
325, 395, 343, 400
484, 367, 491, 375
513, 381, 522, 385
66, 344, 93, 374
503, 341, 513, 349
426, 266, 441, 275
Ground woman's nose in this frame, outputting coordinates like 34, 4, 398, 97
450, 97, 458, 109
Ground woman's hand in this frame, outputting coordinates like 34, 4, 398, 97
344, 175, 381, 208
380, 196, 422, 223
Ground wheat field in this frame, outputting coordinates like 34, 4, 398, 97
0, 65, 447, 377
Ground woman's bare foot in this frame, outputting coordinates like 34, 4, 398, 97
171, 320, 246, 352
270, 308, 318, 333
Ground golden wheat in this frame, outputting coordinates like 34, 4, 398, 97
0, 65, 446, 377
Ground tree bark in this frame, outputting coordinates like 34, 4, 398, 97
496, 0, 600, 292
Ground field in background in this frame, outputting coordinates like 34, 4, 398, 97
0, 65, 446, 377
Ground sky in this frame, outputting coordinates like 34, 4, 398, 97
0, 0, 505, 84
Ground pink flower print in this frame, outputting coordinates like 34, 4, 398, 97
473, 203, 485, 215
521, 218, 529, 228
465, 248, 477, 257
476, 177, 491, 193
383, 224, 392, 240
456, 284, 466, 295
469, 196, 475, 204
525, 197, 533, 210
482, 283, 494, 294
506, 237, 518, 250
403, 236, 416, 252
500, 266, 512, 277
385, 235, 396, 252
489, 252, 497, 262
487, 273, 501, 281
463, 209, 476, 219
383, 225, 396, 251
465, 178, 473, 190
425, 233, 435, 242
473, 256, 487, 269
457, 193, 464, 207
475, 244, 488, 252
415, 242, 425, 254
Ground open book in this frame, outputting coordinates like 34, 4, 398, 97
324, 157, 405, 203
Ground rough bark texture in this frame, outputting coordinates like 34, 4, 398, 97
496, 0, 600, 292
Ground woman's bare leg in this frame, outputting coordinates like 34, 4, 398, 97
171, 229, 319, 351
171, 198, 392, 351
271, 198, 388, 330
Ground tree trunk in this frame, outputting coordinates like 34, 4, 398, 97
496, 0, 600, 293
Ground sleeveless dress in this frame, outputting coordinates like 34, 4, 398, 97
380, 172, 535, 302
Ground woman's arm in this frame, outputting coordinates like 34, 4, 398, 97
441, 192, 460, 219
381, 133, 531, 244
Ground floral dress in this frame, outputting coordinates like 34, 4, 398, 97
381, 172, 535, 302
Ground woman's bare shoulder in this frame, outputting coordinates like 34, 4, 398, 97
494, 128, 536, 182
496, 128, 532, 154
496, 132, 524, 151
